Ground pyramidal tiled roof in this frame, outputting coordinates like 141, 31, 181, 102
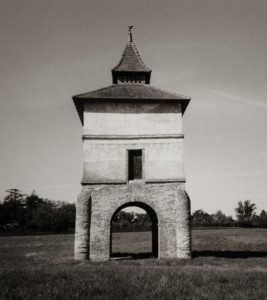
74, 84, 189, 100
73, 84, 190, 123
112, 42, 151, 72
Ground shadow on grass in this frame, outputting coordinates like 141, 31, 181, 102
111, 251, 267, 260
111, 252, 156, 260
193, 251, 267, 259
112, 251, 267, 260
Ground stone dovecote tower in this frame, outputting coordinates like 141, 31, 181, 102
73, 29, 191, 261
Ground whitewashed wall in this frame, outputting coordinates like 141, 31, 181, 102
82, 101, 185, 183
83, 101, 182, 136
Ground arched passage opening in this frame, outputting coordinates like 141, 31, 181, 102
110, 202, 158, 259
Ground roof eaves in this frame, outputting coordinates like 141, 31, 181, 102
74, 96, 190, 116
73, 97, 84, 125
72, 85, 115, 99
148, 85, 191, 100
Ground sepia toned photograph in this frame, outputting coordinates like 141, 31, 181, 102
0, 1, 266, 299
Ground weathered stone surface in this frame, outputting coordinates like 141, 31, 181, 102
74, 190, 91, 260
75, 182, 191, 261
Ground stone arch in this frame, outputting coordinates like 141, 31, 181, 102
109, 201, 159, 258
74, 183, 191, 261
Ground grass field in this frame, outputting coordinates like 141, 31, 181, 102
0, 228, 267, 299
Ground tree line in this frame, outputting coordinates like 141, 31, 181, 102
112, 210, 152, 232
112, 200, 267, 230
191, 200, 267, 228
0, 189, 75, 234
1, 189, 266, 234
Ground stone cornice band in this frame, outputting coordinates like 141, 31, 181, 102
81, 179, 186, 185
82, 134, 184, 140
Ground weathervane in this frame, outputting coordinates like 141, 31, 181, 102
128, 25, 133, 42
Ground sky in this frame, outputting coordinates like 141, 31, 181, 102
0, 0, 267, 216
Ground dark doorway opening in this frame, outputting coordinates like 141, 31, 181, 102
110, 202, 158, 259
128, 150, 143, 180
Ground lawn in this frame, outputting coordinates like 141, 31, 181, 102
0, 228, 267, 299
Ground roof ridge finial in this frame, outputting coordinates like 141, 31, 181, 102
128, 25, 133, 42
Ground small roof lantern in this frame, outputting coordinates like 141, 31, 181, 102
112, 26, 151, 84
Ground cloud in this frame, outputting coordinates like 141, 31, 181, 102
202, 89, 267, 109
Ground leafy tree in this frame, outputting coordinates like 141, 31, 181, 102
24, 191, 44, 229
1, 189, 26, 229
235, 200, 257, 227
52, 203, 76, 231
211, 210, 225, 223
0, 203, 7, 228
112, 211, 152, 231
191, 210, 212, 227
26, 190, 43, 210
4, 189, 25, 202
260, 210, 267, 228
210, 210, 236, 227
31, 200, 55, 231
